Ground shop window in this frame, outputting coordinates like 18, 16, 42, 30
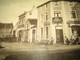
72, 26, 80, 37
46, 3, 48, 8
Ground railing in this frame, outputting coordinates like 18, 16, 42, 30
67, 20, 80, 24
52, 17, 63, 23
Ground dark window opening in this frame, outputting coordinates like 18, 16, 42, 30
55, 2, 58, 6
46, 13, 48, 20
71, 11, 76, 18
54, 12, 61, 17
41, 28, 43, 38
46, 27, 48, 38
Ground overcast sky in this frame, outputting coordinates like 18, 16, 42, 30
0, 0, 48, 26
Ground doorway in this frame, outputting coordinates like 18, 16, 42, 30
56, 29, 64, 44
32, 30, 35, 43
18, 30, 23, 42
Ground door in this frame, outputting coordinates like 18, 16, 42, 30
56, 29, 64, 44
18, 30, 23, 42
32, 30, 35, 43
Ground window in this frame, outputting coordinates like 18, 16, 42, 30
71, 26, 80, 37
41, 28, 43, 38
46, 13, 48, 20
46, 3, 48, 8
40, 14, 43, 22
46, 27, 48, 38
70, 2, 74, 6
55, 2, 58, 6
33, 30, 35, 34
54, 11, 61, 17
29, 12, 32, 15
71, 11, 76, 18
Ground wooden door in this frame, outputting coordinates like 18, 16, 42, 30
56, 29, 63, 44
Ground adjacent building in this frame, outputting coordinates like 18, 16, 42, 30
37, 0, 80, 44
15, 6, 37, 43
0, 22, 13, 38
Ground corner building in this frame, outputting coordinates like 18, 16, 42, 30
37, 0, 80, 44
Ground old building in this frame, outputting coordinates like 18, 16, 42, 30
37, 0, 80, 44
15, 6, 37, 43
0, 22, 13, 38
26, 19, 37, 43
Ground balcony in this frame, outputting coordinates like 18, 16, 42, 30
67, 20, 80, 27
52, 17, 63, 23
67, 20, 80, 24
44, 21, 50, 26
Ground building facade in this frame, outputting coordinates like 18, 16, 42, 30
0, 22, 13, 38
37, 0, 80, 44
15, 6, 37, 43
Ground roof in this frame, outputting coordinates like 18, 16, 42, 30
37, 1, 51, 8
18, 11, 27, 17
0, 22, 13, 28
31, 25, 37, 29
28, 19, 37, 25
37, 0, 80, 8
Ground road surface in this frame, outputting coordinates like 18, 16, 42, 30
0, 42, 80, 60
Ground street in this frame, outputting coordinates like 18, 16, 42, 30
0, 42, 80, 60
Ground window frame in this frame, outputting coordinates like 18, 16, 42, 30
71, 10, 77, 19
54, 11, 61, 18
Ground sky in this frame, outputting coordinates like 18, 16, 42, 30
0, 0, 48, 26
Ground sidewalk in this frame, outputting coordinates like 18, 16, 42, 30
1, 42, 80, 52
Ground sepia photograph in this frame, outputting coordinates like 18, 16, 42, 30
0, 0, 80, 60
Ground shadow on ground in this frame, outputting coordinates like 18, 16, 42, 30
4, 49, 80, 60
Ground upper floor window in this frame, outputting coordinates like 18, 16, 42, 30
54, 1, 61, 6
55, 2, 58, 6
46, 13, 48, 20
29, 12, 32, 15
71, 11, 76, 18
46, 3, 48, 8
54, 11, 61, 17
70, 2, 74, 6
22, 20, 23, 24
40, 14, 43, 22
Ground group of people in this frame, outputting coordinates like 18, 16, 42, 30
65, 36, 80, 45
